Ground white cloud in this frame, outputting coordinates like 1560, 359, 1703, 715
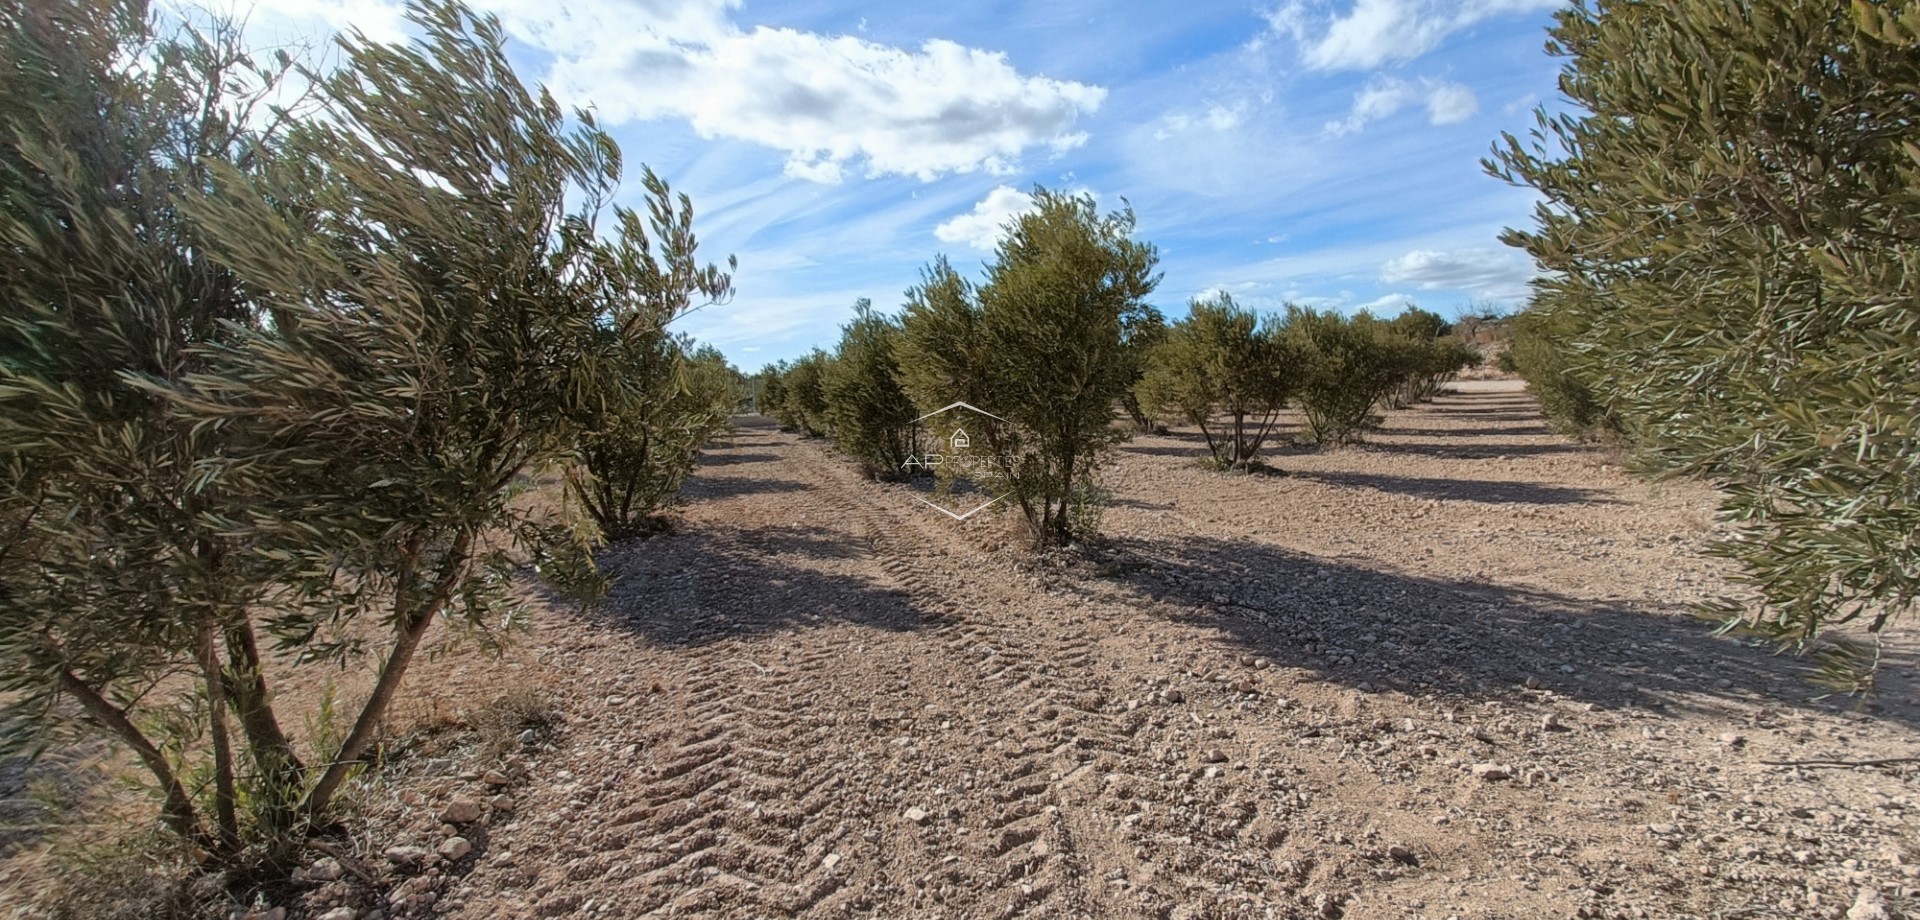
1424, 83, 1478, 124
1269, 0, 1563, 71
188, 0, 412, 45
1324, 76, 1477, 135
512, 0, 1106, 184
1153, 102, 1249, 140
231, 0, 1106, 185
1380, 247, 1533, 300
934, 186, 1035, 251
1356, 292, 1417, 312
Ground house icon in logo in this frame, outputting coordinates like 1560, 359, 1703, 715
950, 428, 971, 450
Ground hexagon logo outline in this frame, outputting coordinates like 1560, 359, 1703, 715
905, 401, 1012, 522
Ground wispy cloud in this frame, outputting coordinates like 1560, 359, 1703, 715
1267, 0, 1564, 71
1380, 247, 1535, 300
1324, 75, 1478, 135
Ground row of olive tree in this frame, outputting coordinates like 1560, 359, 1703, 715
759, 197, 1477, 542
1134, 299, 1481, 469
0, 0, 729, 857
1486, 0, 1919, 684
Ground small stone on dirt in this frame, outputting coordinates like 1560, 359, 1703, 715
481, 769, 511, 786
1388, 845, 1417, 865
488, 794, 516, 813
384, 845, 432, 866
1541, 714, 1563, 731
822, 853, 842, 871
309, 857, 344, 881
1471, 763, 1512, 781
1203, 748, 1228, 763
1524, 676, 1543, 690
315, 909, 359, 920
438, 837, 472, 861
904, 807, 930, 824
439, 797, 483, 824
1163, 689, 1185, 704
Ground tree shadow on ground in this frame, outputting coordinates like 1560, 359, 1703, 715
571, 523, 925, 649
681, 476, 813, 501
1112, 497, 1176, 511
1291, 470, 1618, 505
0, 721, 103, 859
1094, 535, 1920, 729
1418, 410, 1541, 422
1386, 425, 1555, 438
695, 451, 782, 467
1120, 444, 1216, 459
1357, 441, 1582, 460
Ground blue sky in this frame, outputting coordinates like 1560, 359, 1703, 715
222, 0, 1569, 368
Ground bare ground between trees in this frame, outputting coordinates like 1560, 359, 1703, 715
7, 381, 1919, 920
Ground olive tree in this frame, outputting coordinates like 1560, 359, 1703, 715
1136, 294, 1295, 471
0, 0, 304, 849
899, 189, 1160, 546
823, 300, 918, 479
566, 168, 736, 540
1282, 307, 1409, 446
1487, 0, 1920, 683
182, 0, 661, 823
769, 350, 834, 438
1, 0, 703, 854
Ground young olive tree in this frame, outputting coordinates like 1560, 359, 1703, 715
1385, 307, 1481, 407
571, 335, 739, 540
0, 0, 306, 850
899, 189, 1160, 547
771, 350, 834, 438
1282, 307, 1408, 446
823, 300, 918, 479
565, 169, 736, 540
1136, 294, 1295, 471
1487, 1, 1920, 683
179, 0, 677, 828
1116, 305, 1168, 434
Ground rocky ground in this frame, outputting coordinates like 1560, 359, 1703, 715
8, 381, 1918, 920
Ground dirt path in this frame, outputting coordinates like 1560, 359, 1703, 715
118, 381, 1918, 920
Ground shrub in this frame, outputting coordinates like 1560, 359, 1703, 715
1136, 293, 1295, 470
